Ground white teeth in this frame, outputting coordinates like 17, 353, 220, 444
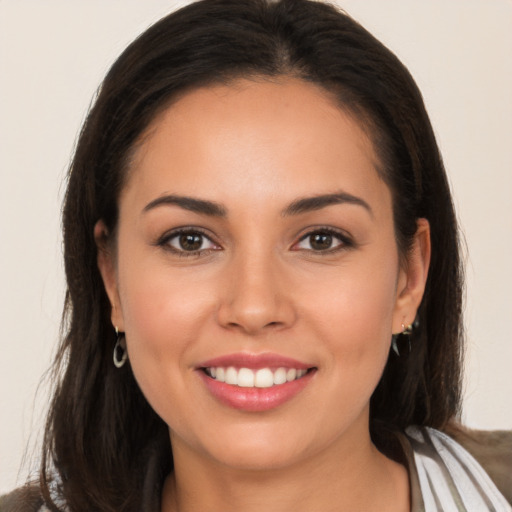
225, 367, 238, 385
273, 367, 287, 385
205, 366, 309, 388
238, 368, 255, 387
286, 368, 297, 382
255, 368, 274, 388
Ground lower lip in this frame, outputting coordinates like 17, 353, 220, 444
199, 370, 315, 412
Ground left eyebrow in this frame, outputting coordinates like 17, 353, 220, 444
142, 194, 227, 217
282, 192, 373, 217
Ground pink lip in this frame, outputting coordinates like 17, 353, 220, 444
197, 352, 316, 412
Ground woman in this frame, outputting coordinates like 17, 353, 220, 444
1, 0, 511, 510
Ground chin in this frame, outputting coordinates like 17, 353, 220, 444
211, 442, 306, 472
193, 418, 331, 472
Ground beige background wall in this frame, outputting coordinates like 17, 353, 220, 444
1, 0, 511, 492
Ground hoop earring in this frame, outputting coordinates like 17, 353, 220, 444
113, 327, 128, 368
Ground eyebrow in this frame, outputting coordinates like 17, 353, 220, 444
143, 195, 227, 217
282, 192, 373, 217
142, 191, 372, 218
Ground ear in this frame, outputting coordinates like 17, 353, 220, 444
94, 220, 125, 331
392, 218, 431, 333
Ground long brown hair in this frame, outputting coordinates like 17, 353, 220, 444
41, 0, 463, 509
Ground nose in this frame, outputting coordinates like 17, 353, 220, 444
216, 250, 296, 335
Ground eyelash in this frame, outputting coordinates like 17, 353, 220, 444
156, 228, 220, 258
156, 226, 354, 258
292, 227, 354, 254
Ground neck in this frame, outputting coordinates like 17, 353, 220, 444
161, 426, 409, 512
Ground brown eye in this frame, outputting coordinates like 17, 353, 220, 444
309, 233, 334, 251
179, 233, 203, 251
294, 229, 349, 252
164, 230, 219, 254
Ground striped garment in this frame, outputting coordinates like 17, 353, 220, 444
405, 426, 511, 511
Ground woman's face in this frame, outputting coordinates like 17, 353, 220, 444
98, 78, 429, 470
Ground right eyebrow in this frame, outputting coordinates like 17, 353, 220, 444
282, 192, 373, 218
142, 194, 227, 217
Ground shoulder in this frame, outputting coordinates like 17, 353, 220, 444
444, 423, 512, 505
405, 425, 512, 509
0, 485, 47, 512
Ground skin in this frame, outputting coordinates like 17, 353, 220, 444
96, 78, 430, 512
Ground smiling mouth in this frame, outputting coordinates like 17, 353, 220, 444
203, 366, 314, 388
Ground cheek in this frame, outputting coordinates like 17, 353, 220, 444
115, 251, 218, 399
300, 251, 398, 380
120, 267, 215, 354
306, 254, 398, 335
117, 268, 218, 428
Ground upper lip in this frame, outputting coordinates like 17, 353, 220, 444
198, 352, 314, 370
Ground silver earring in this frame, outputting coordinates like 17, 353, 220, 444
113, 327, 128, 368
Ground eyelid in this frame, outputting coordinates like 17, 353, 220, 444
154, 225, 354, 256
156, 226, 222, 255
291, 226, 354, 252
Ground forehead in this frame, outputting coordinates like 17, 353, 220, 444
123, 78, 389, 215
